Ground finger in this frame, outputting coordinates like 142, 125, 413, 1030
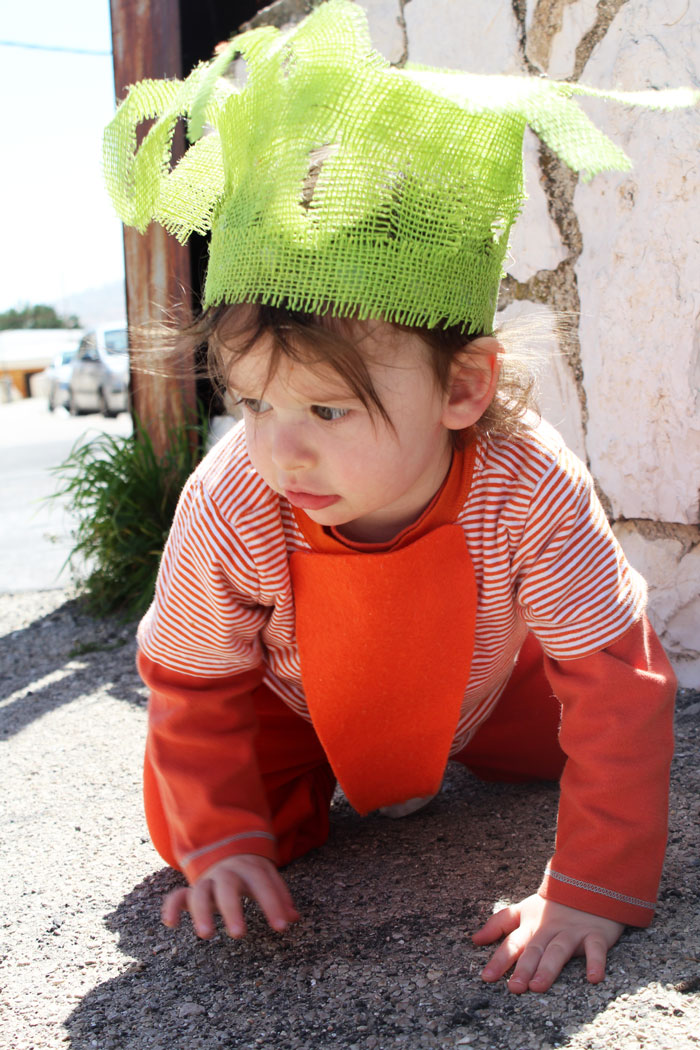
212, 874, 248, 939
480, 930, 530, 982
517, 936, 577, 994
161, 887, 189, 928
472, 905, 521, 946
271, 872, 300, 924
583, 933, 609, 985
186, 879, 217, 939
505, 943, 548, 993
245, 868, 300, 933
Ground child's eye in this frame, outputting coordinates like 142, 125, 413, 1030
236, 397, 270, 414
311, 405, 349, 421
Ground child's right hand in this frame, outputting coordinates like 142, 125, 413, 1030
161, 854, 300, 939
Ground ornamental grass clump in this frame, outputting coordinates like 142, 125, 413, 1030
52, 417, 206, 619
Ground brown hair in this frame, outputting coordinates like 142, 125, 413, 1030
183, 302, 538, 446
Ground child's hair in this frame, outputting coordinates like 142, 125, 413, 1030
184, 302, 539, 447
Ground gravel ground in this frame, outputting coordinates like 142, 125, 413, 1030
1, 588, 699, 1050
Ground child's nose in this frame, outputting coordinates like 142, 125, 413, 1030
270, 422, 315, 472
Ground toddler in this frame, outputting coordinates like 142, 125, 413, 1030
104, 0, 692, 994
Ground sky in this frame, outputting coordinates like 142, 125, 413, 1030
0, 0, 125, 313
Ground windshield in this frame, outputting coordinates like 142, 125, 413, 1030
104, 328, 128, 353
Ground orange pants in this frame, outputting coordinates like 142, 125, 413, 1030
453, 630, 566, 783
144, 632, 565, 872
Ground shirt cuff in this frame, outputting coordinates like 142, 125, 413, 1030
539, 863, 656, 927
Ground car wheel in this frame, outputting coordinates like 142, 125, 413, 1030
99, 389, 118, 418
48, 388, 56, 412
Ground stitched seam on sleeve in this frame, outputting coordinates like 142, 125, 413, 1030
545, 866, 656, 910
181, 831, 276, 868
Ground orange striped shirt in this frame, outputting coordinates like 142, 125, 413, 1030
138, 415, 647, 751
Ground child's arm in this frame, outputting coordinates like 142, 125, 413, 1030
136, 443, 305, 934
141, 653, 303, 936
473, 615, 675, 991
140, 653, 278, 879
137, 459, 290, 879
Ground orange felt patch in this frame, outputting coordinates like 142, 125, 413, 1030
290, 524, 477, 814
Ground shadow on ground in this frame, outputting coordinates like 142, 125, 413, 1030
61, 764, 700, 1050
0, 596, 143, 738
5, 592, 698, 1050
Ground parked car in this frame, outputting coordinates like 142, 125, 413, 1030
68, 323, 129, 417
41, 346, 79, 410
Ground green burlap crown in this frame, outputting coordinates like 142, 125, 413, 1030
104, 0, 698, 332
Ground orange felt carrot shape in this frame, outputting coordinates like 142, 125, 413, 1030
290, 524, 477, 814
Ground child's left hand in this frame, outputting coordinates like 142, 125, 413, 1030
472, 893, 624, 994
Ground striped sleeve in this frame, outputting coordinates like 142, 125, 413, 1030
137, 471, 269, 678
510, 441, 646, 659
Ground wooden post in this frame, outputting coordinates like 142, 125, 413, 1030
109, 0, 197, 457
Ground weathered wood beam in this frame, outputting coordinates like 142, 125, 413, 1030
109, 0, 197, 456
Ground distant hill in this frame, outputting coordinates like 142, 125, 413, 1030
51, 281, 127, 329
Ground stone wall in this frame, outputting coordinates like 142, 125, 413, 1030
249, 0, 700, 686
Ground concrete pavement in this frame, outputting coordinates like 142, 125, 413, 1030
0, 396, 131, 592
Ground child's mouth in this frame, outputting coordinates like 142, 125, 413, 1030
284, 489, 341, 510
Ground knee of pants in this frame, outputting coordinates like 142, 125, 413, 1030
453, 633, 566, 783
141, 686, 337, 874
252, 683, 336, 865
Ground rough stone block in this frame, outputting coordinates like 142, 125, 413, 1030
356, 0, 407, 63
525, 0, 599, 77
614, 522, 700, 688
404, 0, 522, 73
506, 131, 567, 283
573, 3, 700, 524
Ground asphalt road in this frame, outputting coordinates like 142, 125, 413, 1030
2, 586, 699, 1050
0, 396, 132, 592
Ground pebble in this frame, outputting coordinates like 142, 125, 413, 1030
178, 1002, 206, 1017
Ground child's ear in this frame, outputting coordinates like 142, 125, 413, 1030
441, 336, 502, 431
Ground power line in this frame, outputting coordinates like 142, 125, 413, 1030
0, 39, 112, 57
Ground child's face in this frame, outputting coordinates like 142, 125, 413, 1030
229, 321, 454, 543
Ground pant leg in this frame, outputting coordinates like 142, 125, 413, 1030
453, 631, 566, 783
251, 683, 337, 866
143, 682, 336, 873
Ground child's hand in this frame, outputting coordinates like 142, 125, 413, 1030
162, 854, 300, 939
472, 894, 624, 994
